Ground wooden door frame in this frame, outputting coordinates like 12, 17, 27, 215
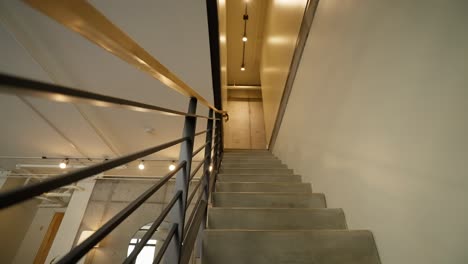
33, 212, 65, 264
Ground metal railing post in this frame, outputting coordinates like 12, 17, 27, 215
166, 98, 197, 264
202, 109, 214, 202
214, 112, 223, 170
194, 109, 213, 257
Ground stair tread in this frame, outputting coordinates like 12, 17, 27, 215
203, 230, 381, 264
216, 182, 312, 193
204, 151, 380, 263
218, 175, 302, 183
208, 208, 347, 230
213, 192, 326, 208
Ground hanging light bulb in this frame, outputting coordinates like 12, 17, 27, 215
169, 161, 176, 171
242, 36, 248, 42
241, 64, 246, 71
138, 160, 145, 170
59, 158, 69, 169
209, 164, 213, 172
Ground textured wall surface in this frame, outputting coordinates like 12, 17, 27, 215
273, 0, 468, 263
77, 179, 199, 264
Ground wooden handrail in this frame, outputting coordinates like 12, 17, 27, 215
24, 0, 225, 114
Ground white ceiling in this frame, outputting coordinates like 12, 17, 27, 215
0, 0, 214, 174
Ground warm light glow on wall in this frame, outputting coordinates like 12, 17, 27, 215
78, 230, 99, 247
268, 36, 291, 45
274, 0, 307, 7
220, 35, 226, 43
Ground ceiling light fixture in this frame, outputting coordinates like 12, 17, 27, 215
138, 160, 145, 170
209, 164, 213, 172
169, 161, 176, 171
59, 158, 69, 169
241, 4, 249, 71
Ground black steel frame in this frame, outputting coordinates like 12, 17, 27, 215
0, 73, 224, 264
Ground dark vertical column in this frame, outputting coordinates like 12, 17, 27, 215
196, 109, 213, 257
166, 97, 197, 264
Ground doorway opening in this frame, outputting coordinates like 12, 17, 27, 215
224, 87, 267, 149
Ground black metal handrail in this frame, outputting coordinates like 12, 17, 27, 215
180, 200, 208, 264
184, 187, 206, 241
0, 15, 224, 262
192, 141, 209, 157
187, 167, 210, 206
154, 223, 178, 264
0, 136, 189, 209
56, 162, 186, 263
0, 74, 217, 120
124, 190, 183, 264
190, 143, 217, 182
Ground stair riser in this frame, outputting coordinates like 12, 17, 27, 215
221, 163, 286, 169
224, 152, 273, 156
219, 168, 293, 175
208, 208, 347, 230
223, 154, 276, 159
202, 230, 381, 264
216, 182, 311, 193
217, 175, 301, 183
224, 150, 270, 153
221, 161, 282, 166
213, 193, 326, 208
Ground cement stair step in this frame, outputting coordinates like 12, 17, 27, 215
202, 230, 381, 264
208, 208, 347, 230
216, 182, 312, 193
224, 151, 274, 155
221, 159, 282, 165
223, 154, 277, 159
213, 192, 326, 208
221, 163, 287, 169
219, 168, 293, 175
224, 149, 270, 153
217, 174, 302, 183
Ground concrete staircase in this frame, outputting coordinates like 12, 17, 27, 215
202, 149, 381, 264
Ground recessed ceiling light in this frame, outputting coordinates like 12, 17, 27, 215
169, 161, 176, 171
59, 159, 69, 169
138, 160, 145, 170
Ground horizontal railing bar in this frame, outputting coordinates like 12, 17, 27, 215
192, 142, 209, 158
187, 169, 207, 207
181, 200, 208, 264
189, 158, 206, 182
190, 153, 211, 182
153, 223, 178, 264
194, 129, 210, 137
0, 136, 188, 209
24, 0, 225, 114
56, 162, 186, 264
180, 200, 208, 264
124, 190, 182, 264
0, 74, 215, 120
184, 188, 205, 241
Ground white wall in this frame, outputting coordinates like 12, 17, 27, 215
13, 208, 64, 264
273, 0, 468, 263
46, 179, 96, 263
260, 0, 307, 143
0, 178, 39, 264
